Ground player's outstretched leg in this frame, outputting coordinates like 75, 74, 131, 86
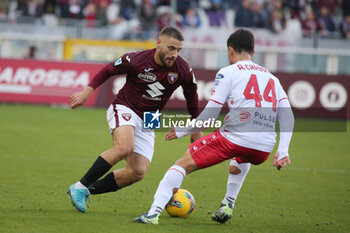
133, 212, 160, 224
67, 156, 111, 212
67, 183, 90, 213
133, 164, 188, 224
211, 201, 233, 223
212, 160, 250, 223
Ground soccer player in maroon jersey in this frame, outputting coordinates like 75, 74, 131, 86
67, 26, 202, 213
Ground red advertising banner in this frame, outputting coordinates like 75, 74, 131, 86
1, 59, 349, 119
0, 58, 104, 106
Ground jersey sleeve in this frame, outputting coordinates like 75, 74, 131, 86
275, 79, 294, 159
276, 80, 288, 105
277, 98, 294, 159
88, 53, 133, 89
181, 67, 200, 119
209, 69, 232, 105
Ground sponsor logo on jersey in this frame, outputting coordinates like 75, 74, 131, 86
114, 58, 122, 66
144, 68, 153, 72
240, 111, 251, 122
137, 72, 157, 82
142, 94, 161, 101
143, 110, 161, 129
168, 72, 178, 84
146, 81, 165, 98
122, 113, 132, 121
216, 73, 224, 79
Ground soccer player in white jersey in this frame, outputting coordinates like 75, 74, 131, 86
133, 28, 294, 224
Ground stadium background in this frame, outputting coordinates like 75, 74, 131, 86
0, 1, 349, 233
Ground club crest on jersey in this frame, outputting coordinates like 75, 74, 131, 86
168, 72, 178, 84
240, 111, 251, 122
122, 113, 132, 121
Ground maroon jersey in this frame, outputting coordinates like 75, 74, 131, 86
88, 48, 199, 118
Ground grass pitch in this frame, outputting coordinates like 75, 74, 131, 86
0, 104, 349, 233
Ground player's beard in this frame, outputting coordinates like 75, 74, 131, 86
158, 50, 175, 68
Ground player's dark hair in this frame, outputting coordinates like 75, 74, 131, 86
159, 26, 184, 41
227, 29, 254, 54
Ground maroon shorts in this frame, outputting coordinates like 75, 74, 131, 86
189, 130, 270, 168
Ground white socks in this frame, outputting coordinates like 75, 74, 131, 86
221, 160, 251, 206
75, 181, 88, 189
148, 165, 186, 215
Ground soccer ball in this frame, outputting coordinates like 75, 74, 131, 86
166, 189, 195, 218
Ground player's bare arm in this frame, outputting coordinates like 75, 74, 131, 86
165, 128, 177, 141
70, 86, 94, 109
165, 130, 203, 142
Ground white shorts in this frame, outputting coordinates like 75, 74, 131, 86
106, 104, 155, 162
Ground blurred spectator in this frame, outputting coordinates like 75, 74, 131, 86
92, 0, 111, 5
0, 1, 8, 22
43, 0, 56, 14
182, 8, 201, 28
266, 0, 284, 12
119, 0, 136, 20
96, 0, 109, 26
342, 0, 350, 17
156, 6, 182, 31
57, 0, 70, 18
16, 0, 27, 14
234, 0, 254, 27
251, 1, 264, 28
25, 45, 38, 59
340, 14, 350, 39
318, 6, 336, 37
313, 0, 338, 14
300, 8, 323, 37
265, 8, 286, 33
0, 0, 347, 41
207, 0, 227, 27
137, 0, 157, 40
106, 1, 120, 24
23, 0, 43, 18
158, 0, 171, 6
157, 7, 171, 30
288, 0, 307, 20
68, 0, 81, 18
263, 0, 286, 33
157, 7, 170, 31
83, 1, 96, 26
177, 0, 192, 16
225, 0, 243, 11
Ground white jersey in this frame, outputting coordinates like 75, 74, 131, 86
210, 60, 288, 152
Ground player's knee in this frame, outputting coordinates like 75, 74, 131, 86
229, 165, 241, 175
114, 143, 135, 156
131, 166, 147, 182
